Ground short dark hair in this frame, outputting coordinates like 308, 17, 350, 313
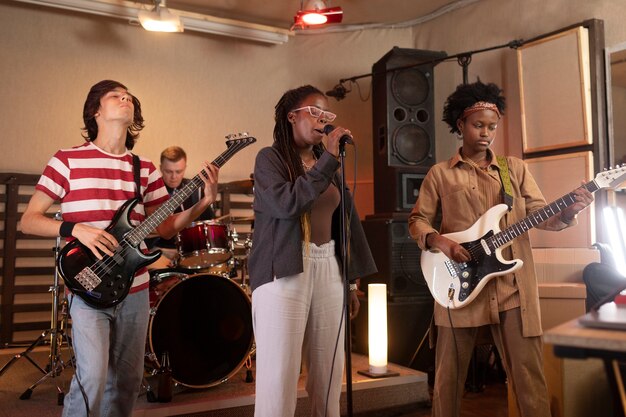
442, 79, 506, 134
81, 80, 145, 149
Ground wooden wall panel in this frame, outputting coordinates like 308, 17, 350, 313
526, 152, 595, 248
518, 27, 593, 153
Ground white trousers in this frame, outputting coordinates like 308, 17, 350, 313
252, 241, 345, 417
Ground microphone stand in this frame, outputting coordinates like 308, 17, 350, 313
338, 140, 354, 417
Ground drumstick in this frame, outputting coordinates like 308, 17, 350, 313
214, 213, 232, 222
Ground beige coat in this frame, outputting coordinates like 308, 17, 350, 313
409, 149, 572, 337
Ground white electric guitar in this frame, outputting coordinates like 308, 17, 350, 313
421, 165, 626, 309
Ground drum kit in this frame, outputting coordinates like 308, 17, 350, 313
145, 216, 255, 390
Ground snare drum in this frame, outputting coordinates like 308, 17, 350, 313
176, 220, 232, 269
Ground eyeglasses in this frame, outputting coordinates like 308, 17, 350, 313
291, 106, 337, 122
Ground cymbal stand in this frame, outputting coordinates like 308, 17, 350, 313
0, 231, 75, 404
231, 228, 252, 291
236, 233, 254, 384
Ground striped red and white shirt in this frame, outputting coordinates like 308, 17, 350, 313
36, 142, 169, 292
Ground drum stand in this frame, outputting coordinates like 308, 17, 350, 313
0, 233, 75, 405
231, 229, 255, 383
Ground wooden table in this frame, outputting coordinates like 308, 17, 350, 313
544, 306, 626, 417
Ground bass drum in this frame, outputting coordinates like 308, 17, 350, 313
148, 273, 253, 388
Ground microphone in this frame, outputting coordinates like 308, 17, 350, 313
323, 124, 354, 145
325, 84, 347, 101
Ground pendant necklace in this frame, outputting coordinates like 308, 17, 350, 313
301, 152, 318, 171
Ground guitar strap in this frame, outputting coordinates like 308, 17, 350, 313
131, 153, 142, 202
496, 155, 514, 211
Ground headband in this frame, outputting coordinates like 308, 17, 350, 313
460, 101, 501, 120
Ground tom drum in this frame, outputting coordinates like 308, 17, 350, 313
176, 220, 232, 269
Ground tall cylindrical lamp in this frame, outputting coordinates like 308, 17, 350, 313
358, 283, 399, 378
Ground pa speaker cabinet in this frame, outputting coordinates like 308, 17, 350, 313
352, 294, 435, 374
372, 47, 446, 214
361, 213, 429, 299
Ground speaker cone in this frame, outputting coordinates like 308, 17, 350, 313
391, 68, 429, 107
392, 124, 431, 165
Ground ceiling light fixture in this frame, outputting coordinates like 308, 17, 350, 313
138, 0, 182, 33
10, 0, 290, 44
292, 0, 343, 30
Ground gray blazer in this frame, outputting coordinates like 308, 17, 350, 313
248, 144, 377, 292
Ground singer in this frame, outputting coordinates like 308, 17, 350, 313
248, 85, 376, 417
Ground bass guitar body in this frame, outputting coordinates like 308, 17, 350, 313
58, 199, 160, 308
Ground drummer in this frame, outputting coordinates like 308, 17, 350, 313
145, 146, 216, 259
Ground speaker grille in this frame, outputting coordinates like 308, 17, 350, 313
392, 124, 431, 165
392, 68, 429, 106
362, 215, 430, 298
391, 239, 427, 293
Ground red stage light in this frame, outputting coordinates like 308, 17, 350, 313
293, 6, 343, 28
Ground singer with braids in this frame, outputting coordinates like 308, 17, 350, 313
408, 80, 593, 417
249, 85, 376, 417
21, 80, 219, 417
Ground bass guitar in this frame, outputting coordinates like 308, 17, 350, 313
58, 134, 256, 308
421, 165, 626, 309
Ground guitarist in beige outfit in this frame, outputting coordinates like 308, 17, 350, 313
408, 80, 593, 417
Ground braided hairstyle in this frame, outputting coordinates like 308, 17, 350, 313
273, 85, 328, 247
273, 85, 327, 182
81, 80, 145, 150
442, 79, 506, 135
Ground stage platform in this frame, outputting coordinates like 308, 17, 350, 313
0, 347, 430, 417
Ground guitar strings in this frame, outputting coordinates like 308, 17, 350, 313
458, 189, 584, 269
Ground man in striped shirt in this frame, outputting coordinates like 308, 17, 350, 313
21, 80, 219, 417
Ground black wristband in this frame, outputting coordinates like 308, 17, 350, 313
59, 221, 76, 238
425, 232, 436, 250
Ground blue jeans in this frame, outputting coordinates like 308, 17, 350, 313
63, 290, 149, 417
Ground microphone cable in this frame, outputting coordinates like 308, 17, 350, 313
66, 294, 92, 417
446, 303, 460, 417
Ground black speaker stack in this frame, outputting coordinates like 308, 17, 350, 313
354, 47, 446, 374
371, 46, 446, 213
361, 213, 426, 299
